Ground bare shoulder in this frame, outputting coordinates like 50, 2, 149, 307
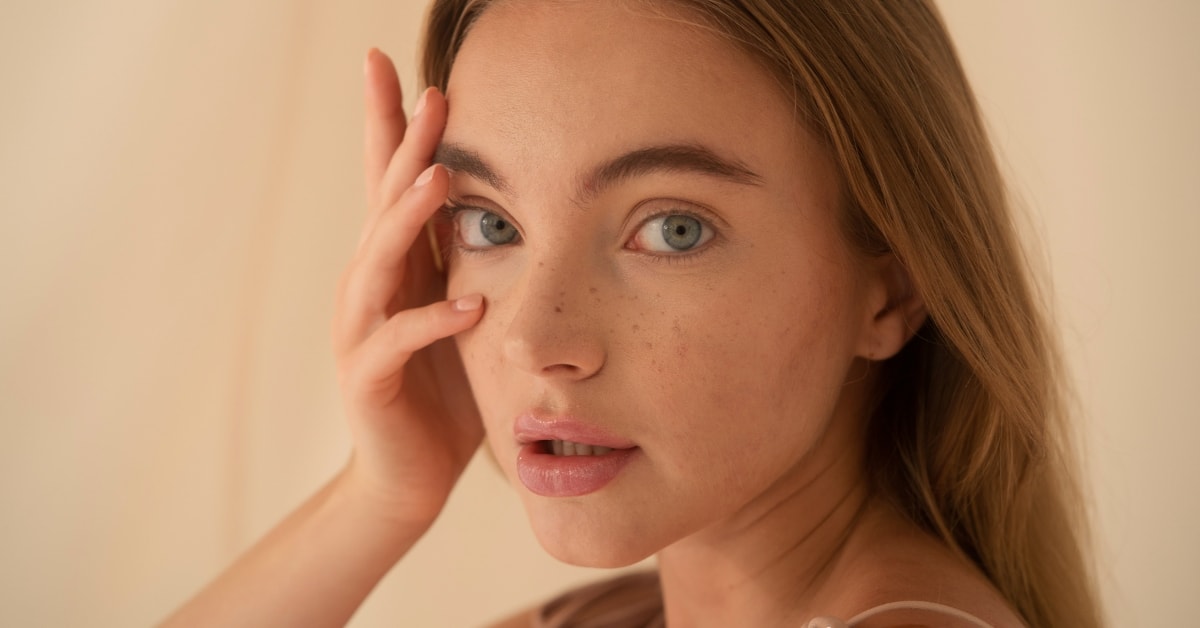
824, 505, 1026, 628
485, 604, 539, 628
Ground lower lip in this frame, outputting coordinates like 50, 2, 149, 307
516, 443, 638, 497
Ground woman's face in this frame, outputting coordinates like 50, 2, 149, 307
442, 1, 880, 566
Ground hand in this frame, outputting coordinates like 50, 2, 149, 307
331, 48, 483, 526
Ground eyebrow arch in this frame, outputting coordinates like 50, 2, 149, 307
432, 141, 763, 200
583, 143, 763, 200
434, 143, 513, 195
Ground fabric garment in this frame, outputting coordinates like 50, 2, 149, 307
534, 572, 993, 627
535, 572, 665, 628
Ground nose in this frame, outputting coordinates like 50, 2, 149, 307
501, 258, 607, 380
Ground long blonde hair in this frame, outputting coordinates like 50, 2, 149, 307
420, 1, 1102, 626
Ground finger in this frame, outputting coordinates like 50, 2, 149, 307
377, 86, 447, 210
335, 164, 449, 351
404, 220, 443, 304
358, 85, 445, 246
363, 48, 407, 211
340, 294, 485, 408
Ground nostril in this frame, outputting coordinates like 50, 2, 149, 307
541, 363, 582, 375
500, 296, 606, 379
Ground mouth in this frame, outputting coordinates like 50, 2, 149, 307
516, 441, 639, 497
512, 412, 639, 497
537, 439, 616, 456
513, 413, 637, 451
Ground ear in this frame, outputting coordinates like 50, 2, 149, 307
856, 255, 928, 361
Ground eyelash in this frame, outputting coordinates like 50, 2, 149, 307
436, 200, 518, 258
627, 208, 718, 265
437, 199, 721, 264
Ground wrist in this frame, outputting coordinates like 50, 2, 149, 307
333, 456, 445, 534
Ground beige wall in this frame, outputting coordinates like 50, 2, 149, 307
0, 1, 1195, 625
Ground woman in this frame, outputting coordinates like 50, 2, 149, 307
163, 1, 1102, 626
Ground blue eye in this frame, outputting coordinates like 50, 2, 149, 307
455, 208, 519, 247
633, 213, 713, 253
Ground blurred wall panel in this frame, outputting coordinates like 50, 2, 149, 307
0, 0, 615, 625
0, 1, 1195, 626
939, 3, 1200, 626
0, 1, 305, 625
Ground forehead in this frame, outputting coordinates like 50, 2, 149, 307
443, 0, 812, 187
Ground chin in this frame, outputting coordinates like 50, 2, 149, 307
523, 501, 666, 568
535, 529, 656, 569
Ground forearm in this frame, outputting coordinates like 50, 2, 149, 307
159, 466, 429, 628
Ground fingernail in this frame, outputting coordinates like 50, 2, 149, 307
415, 164, 437, 187
453, 294, 483, 312
413, 87, 430, 120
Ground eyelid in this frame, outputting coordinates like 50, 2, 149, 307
439, 197, 524, 251
439, 196, 520, 226
439, 194, 507, 218
624, 200, 723, 258
438, 195, 724, 261
625, 197, 728, 233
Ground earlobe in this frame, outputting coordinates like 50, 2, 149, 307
858, 255, 927, 361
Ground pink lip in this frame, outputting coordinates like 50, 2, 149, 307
513, 413, 637, 449
513, 413, 639, 497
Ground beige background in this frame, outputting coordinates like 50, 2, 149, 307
1, 1, 1196, 626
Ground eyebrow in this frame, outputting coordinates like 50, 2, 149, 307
433, 142, 763, 201
433, 143, 513, 195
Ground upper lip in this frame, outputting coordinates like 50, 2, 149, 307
514, 412, 637, 449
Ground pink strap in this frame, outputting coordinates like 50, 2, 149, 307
807, 600, 993, 628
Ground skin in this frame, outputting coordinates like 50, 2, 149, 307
444, 0, 881, 566
438, 2, 1018, 626
162, 3, 1024, 627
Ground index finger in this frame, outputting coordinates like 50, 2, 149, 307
363, 48, 406, 211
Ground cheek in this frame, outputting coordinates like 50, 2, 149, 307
641, 266, 860, 469
447, 265, 512, 420
453, 314, 503, 406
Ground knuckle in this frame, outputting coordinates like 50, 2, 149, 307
372, 203, 403, 237
363, 208, 408, 258
340, 350, 399, 408
384, 308, 424, 348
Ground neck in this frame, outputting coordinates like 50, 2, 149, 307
656, 402, 874, 627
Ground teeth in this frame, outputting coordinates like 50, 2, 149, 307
547, 440, 613, 456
